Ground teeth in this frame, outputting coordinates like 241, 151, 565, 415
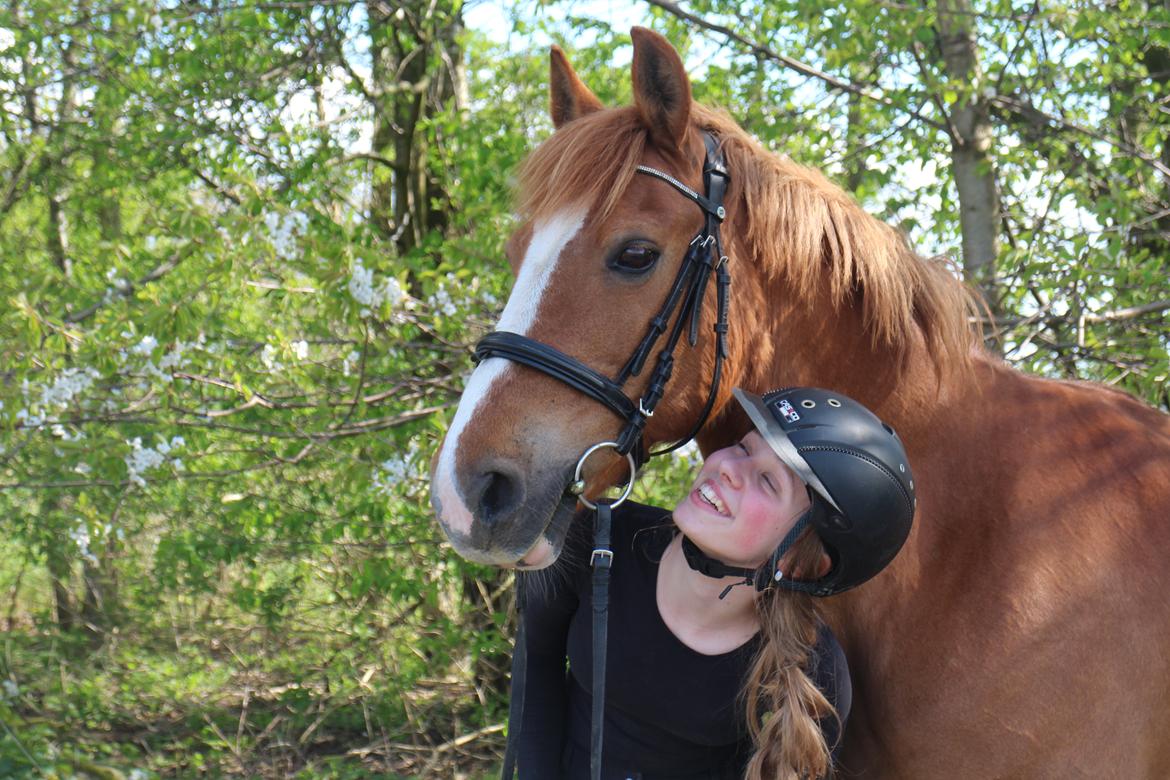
699, 482, 727, 515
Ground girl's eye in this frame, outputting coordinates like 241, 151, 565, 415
610, 243, 661, 273
761, 474, 776, 493
738, 442, 750, 454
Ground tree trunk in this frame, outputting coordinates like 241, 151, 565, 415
367, 0, 461, 256
936, 0, 1001, 338
1121, 2, 1170, 254
844, 62, 867, 195
46, 541, 77, 632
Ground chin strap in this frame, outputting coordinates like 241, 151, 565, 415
680, 497, 824, 598
680, 535, 759, 598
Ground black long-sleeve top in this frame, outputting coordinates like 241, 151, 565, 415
517, 501, 851, 780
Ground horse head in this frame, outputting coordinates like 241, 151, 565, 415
430, 27, 975, 569
430, 29, 754, 567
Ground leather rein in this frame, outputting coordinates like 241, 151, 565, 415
472, 131, 731, 467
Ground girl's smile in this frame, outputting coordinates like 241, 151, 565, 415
674, 431, 812, 570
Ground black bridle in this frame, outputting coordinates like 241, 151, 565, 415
491, 132, 731, 780
473, 131, 731, 466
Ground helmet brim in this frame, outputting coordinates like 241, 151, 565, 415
732, 388, 843, 514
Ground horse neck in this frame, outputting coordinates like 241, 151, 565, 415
725, 268, 968, 446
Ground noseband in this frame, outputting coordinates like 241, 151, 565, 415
473, 131, 731, 465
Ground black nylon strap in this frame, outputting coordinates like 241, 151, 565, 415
679, 495, 829, 596
500, 572, 527, 780
680, 534, 757, 582
590, 501, 614, 780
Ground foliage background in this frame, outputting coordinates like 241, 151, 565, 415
0, 0, 1165, 777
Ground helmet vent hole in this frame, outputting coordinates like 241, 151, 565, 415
827, 398, 841, 407
801, 399, 816, 409
882, 423, 895, 435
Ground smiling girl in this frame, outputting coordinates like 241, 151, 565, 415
517, 387, 916, 780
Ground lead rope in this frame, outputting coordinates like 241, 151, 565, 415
589, 500, 614, 780
500, 570, 526, 780
501, 444, 634, 780
498, 501, 615, 780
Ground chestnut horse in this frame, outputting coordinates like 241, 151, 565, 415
430, 28, 1170, 778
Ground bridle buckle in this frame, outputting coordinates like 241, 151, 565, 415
590, 548, 614, 568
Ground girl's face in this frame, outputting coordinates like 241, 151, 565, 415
673, 431, 812, 569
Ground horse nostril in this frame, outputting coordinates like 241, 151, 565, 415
476, 468, 522, 528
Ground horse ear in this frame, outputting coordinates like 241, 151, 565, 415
550, 45, 603, 128
630, 27, 692, 153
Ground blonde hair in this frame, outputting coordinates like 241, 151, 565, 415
743, 531, 839, 780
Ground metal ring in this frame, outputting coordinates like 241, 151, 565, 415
573, 441, 638, 510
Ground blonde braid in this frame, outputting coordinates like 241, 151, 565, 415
743, 532, 838, 780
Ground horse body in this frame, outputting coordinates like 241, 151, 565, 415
807, 355, 1170, 776
721, 236, 1170, 774
430, 28, 1170, 776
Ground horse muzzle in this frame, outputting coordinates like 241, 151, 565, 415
430, 454, 578, 568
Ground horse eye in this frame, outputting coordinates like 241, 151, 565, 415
611, 243, 660, 273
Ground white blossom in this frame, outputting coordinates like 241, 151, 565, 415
291, 340, 309, 361
158, 341, 188, 371
51, 423, 82, 440
348, 260, 404, 317
38, 366, 100, 409
261, 343, 282, 370
131, 335, 158, 356
15, 408, 43, 428
1, 679, 18, 700
265, 211, 309, 260
69, 520, 97, 564
123, 435, 186, 486
427, 287, 457, 317
373, 442, 421, 495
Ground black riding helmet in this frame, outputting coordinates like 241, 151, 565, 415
730, 386, 916, 596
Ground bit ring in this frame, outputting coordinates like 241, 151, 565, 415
573, 441, 638, 510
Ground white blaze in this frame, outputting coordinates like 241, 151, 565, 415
434, 209, 587, 536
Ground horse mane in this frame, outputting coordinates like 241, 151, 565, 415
517, 104, 980, 375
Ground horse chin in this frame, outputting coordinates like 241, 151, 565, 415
517, 492, 577, 570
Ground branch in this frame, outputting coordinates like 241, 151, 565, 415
64, 246, 194, 324
978, 299, 1170, 328
990, 94, 1170, 180
643, 0, 948, 132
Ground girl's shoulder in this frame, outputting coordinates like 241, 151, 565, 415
549, 502, 674, 589
811, 621, 853, 737
614, 501, 675, 559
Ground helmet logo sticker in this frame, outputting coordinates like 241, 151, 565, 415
777, 399, 801, 423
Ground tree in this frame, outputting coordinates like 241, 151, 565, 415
640, 0, 1168, 403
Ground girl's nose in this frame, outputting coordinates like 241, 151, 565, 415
718, 454, 744, 489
